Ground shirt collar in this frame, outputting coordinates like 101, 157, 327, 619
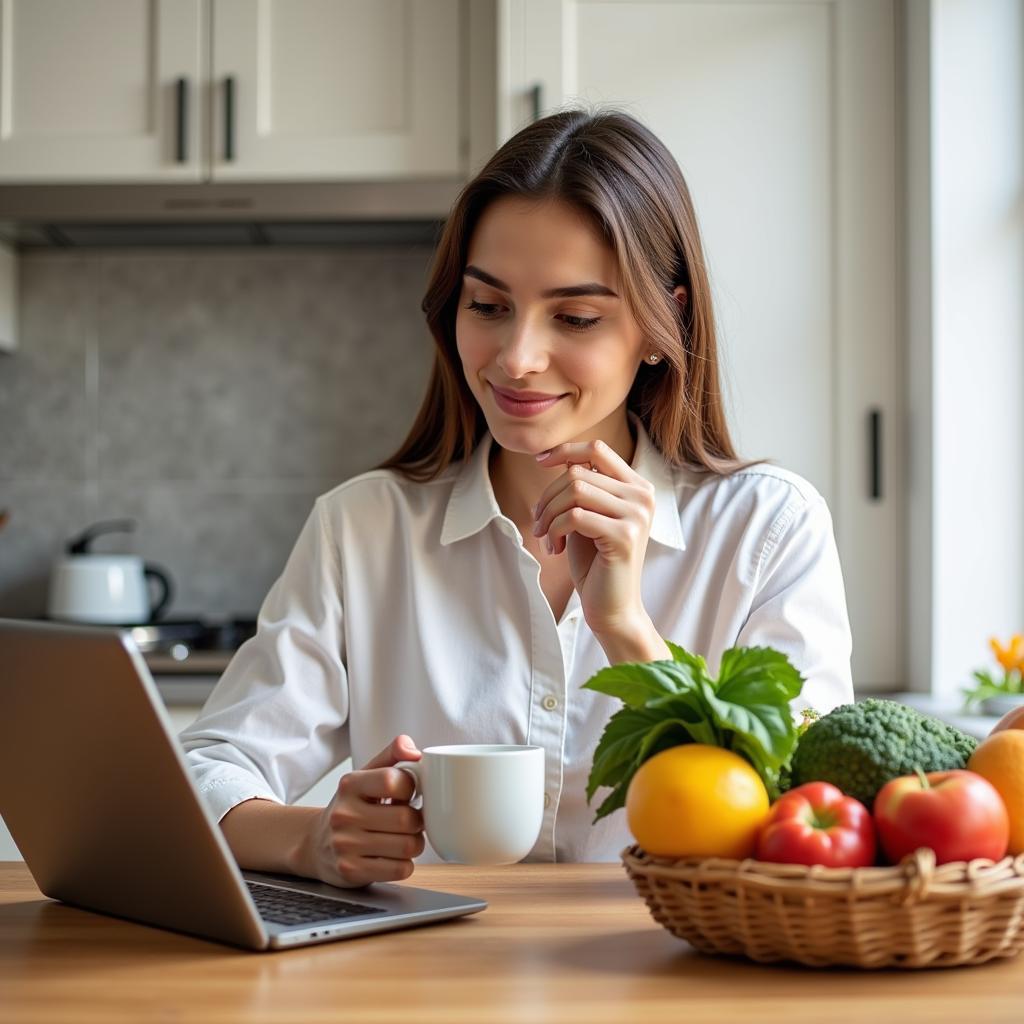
440, 414, 686, 552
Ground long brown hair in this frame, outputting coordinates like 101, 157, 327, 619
379, 106, 764, 480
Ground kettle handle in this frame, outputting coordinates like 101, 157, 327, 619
67, 519, 137, 555
143, 563, 174, 622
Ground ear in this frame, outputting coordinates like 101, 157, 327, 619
672, 285, 688, 309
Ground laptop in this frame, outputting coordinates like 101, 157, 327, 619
0, 617, 486, 950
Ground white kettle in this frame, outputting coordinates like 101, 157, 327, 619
47, 520, 173, 625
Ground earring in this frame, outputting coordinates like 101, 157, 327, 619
646, 353, 660, 364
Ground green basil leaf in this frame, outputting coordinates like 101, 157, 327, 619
702, 652, 802, 772
581, 658, 705, 708
592, 774, 633, 822
716, 647, 805, 702
586, 705, 669, 801
665, 639, 711, 676
636, 716, 710, 761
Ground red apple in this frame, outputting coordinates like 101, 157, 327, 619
873, 769, 1009, 865
991, 705, 1024, 735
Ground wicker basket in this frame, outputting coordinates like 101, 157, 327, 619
621, 844, 1024, 969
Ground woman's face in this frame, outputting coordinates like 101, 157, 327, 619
455, 195, 652, 456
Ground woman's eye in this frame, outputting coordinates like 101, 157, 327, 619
465, 300, 503, 318
464, 300, 601, 333
560, 313, 602, 332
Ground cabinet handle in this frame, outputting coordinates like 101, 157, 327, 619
224, 76, 236, 161
529, 82, 543, 122
174, 77, 188, 163
868, 408, 882, 501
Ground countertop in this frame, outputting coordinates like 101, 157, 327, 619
154, 675, 222, 706
3, 861, 1023, 1023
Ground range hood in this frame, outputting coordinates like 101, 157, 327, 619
0, 180, 462, 248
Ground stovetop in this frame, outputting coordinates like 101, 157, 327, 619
126, 616, 257, 675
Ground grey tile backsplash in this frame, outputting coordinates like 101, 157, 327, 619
0, 247, 436, 618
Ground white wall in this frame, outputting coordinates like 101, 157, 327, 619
919, 0, 1024, 701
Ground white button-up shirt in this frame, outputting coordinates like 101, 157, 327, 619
181, 417, 853, 863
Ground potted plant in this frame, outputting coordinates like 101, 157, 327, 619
962, 635, 1024, 716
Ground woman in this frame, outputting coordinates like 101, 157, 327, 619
181, 108, 853, 887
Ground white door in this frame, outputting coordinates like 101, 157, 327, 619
0, 0, 204, 182
498, 0, 902, 692
211, 0, 464, 181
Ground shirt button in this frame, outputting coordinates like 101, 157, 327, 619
542, 695, 558, 712
544, 792, 551, 809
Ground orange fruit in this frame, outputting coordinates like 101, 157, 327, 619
967, 731, 1024, 854
990, 705, 1024, 735
625, 744, 770, 859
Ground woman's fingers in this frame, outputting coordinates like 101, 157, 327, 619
360, 734, 421, 771
326, 793, 426, 885
535, 438, 632, 481
338, 855, 416, 886
348, 829, 426, 862
533, 478, 630, 552
533, 442, 655, 536
360, 801, 424, 836
532, 465, 640, 542
545, 506, 641, 558
332, 820, 424, 884
341, 765, 417, 804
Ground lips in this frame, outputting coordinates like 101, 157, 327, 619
489, 384, 566, 418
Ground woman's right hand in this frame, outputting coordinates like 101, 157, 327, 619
304, 734, 426, 887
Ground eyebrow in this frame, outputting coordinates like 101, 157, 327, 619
463, 265, 619, 299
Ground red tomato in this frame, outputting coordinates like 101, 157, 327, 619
756, 781, 876, 867
873, 769, 1010, 865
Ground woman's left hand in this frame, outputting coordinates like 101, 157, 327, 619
533, 439, 658, 644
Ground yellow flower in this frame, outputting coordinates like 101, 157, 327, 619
990, 634, 1024, 673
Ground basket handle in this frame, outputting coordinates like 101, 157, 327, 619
898, 847, 937, 905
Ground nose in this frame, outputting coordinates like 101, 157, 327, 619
495, 315, 551, 379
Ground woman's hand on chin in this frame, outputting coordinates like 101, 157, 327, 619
532, 439, 670, 663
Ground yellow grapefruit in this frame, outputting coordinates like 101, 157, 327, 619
967, 730, 1024, 854
625, 744, 770, 859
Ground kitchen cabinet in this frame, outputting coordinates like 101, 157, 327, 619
0, 0, 462, 183
497, 0, 904, 692
211, 0, 462, 180
0, 0, 205, 182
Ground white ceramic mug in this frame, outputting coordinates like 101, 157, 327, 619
394, 744, 545, 865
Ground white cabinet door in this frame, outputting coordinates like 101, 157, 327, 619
498, 0, 902, 692
0, 0, 204, 182
211, 0, 463, 181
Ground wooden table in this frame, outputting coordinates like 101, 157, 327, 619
3, 861, 1024, 1023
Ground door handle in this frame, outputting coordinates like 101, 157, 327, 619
224, 76, 236, 161
868, 408, 882, 501
174, 77, 188, 163
529, 82, 543, 122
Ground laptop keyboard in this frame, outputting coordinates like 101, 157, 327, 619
246, 881, 387, 927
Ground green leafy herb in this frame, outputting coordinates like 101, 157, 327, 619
583, 643, 806, 822
961, 667, 1023, 711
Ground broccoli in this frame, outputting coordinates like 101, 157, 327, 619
788, 698, 978, 808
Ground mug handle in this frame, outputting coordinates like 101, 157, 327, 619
393, 760, 424, 806
143, 563, 174, 621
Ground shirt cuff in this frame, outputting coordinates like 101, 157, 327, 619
195, 769, 284, 824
